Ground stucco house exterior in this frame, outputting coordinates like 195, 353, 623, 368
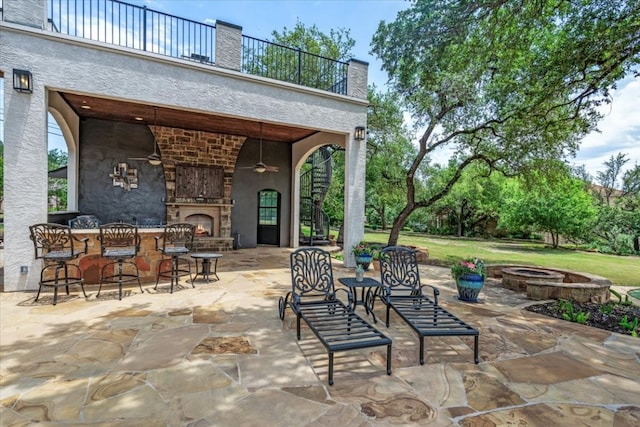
1, 0, 369, 292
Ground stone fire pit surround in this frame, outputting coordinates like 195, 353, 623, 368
486, 264, 612, 303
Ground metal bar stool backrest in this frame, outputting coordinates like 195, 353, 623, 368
29, 223, 85, 260
69, 215, 100, 229
290, 247, 336, 301
379, 246, 421, 296
28, 223, 88, 305
98, 223, 140, 256
158, 223, 195, 254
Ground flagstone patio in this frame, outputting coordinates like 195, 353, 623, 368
1, 247, 639, 426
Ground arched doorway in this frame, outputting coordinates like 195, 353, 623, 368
257, 189, 280, 246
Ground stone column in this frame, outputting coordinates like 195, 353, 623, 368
215, 21, 243, 71
2, 0, 47, 28
347, 59, 369, 100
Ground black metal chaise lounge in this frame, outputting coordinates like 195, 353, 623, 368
279, 247, 392, 385
375, 246, 479, 365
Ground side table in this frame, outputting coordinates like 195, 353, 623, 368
190, 253, 222, 283
338, 277, 383, 320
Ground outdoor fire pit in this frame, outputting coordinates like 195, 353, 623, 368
501, 267, 565, 292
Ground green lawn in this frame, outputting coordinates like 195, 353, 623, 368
358, 231, 640, 287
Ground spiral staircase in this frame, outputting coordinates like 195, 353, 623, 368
299, 146, 336, 245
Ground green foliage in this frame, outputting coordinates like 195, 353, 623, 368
619, 315, 639, 337
498, 164, 596, 248
432, 163, 507, 237
558, 300, 590, 324
351, 241, 378, 257
271, 20, 354, 62
246, 20, 355, 91
48, 149, 68, 212
371, 0, 640, 245
360, 231, 640, 286
609, 288, 636, 306
587, 154, 640, 255
600, 302, 614, 315
363, 88, 415, 229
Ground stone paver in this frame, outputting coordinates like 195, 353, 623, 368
1, 247, 639, 426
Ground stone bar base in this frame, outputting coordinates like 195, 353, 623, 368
71, 229, 231, 285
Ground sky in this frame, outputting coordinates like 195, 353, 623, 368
42, 0, 639, 179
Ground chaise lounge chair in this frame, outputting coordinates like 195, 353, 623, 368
375, 246, 479, 365
278, 247, 392, 385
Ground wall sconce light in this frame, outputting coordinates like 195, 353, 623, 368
354, 126, 366, 141
13, 69, 33, 93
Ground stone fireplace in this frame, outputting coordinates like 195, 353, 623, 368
166, 202, 234, 251
153, 126, 246, 252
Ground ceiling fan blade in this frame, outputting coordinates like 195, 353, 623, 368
264, 165, 279, 172
128, 157, 149, 161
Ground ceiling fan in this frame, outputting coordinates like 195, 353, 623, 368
129, 106, 162, 166
241, 122, 278, 173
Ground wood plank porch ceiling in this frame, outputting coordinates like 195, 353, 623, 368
60, 92, 316, 143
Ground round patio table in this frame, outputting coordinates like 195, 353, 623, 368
190, 253, 222, 283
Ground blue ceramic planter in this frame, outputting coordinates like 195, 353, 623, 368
355, 254, 373, 270
456, 273, 484, 302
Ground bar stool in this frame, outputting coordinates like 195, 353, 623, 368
97, 223, 143, 300
155, 223, 195, 293
68, 215, 100, 229
29, 223, 89, 305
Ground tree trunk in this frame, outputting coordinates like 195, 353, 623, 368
388, 205, 414, 246
457, 201, 466, 237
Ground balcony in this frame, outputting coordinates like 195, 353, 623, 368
46, 0, 349, 95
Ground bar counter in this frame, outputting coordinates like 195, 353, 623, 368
71, 228, 164, 285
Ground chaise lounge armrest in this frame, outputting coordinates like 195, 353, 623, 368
291, 288, 355, 313
380, 283, 439, 305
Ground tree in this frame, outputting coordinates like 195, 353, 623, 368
245, 20, 355, 91
435, 163, 507, 237
589, 155, 640, 253
48, 149, 68, 211
371, 0, 640, 245
499, 169, 596, 248
364, 87, 416, 229
595, 153, 629, 205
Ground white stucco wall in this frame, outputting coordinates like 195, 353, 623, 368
1, 17, 368, 291
290, 131, 366, 268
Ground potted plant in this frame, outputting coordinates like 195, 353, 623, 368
451, 257, 486, 302
352, 241, 374, 270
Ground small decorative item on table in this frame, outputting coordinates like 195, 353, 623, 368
355, 264, 364, 282
451, 257, 486, 302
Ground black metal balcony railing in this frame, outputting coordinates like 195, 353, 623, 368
242, 35, 348, 94
46, 0, 348, 95
48, 0, 214, 63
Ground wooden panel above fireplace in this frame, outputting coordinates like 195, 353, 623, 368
176, 165, 224, 198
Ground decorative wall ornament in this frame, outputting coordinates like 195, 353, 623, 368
110, 162, 138, 191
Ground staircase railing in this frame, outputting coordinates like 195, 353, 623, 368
299, 147, 334, 245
